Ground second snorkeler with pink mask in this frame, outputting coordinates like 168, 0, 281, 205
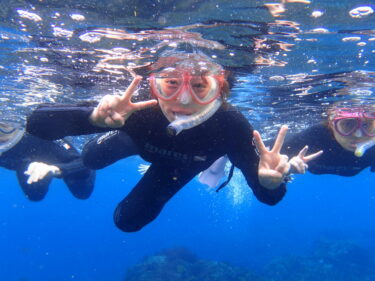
331, 107, 375, 157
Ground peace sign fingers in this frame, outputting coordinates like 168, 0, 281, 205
118, 76, 158, 114
300, 146, 323, 163
253, 130, 268, 155
119, 75, 143, 105
271, 125, 288, 153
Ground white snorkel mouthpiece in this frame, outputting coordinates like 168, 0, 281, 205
354, 139, 375, 157
167, 99, 222, 136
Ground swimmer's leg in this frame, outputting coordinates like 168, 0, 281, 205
63, 169, 96, 200
114, 164, 200, 232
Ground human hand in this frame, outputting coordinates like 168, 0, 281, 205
89, 76, 158, 128
288, 146, 323, 174
138, 163, 150, 175
24, 162, 61, 184
253, 125, 291, 189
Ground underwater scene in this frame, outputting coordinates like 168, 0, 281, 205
0, 0, 374, 280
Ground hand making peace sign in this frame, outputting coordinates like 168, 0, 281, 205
253, 125, 322, 189
89, 76, 158, 128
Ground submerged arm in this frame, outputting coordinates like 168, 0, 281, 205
26, 102, 108, 140
225, 111, 287, 205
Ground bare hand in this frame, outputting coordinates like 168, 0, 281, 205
253, 125, 291, 189
24, 162, 61, 184
288, 146, 323, 174
89, 76, 158, 128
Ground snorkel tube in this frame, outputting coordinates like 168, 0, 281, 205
167, 99, 222, 136
354, 139, 375, 157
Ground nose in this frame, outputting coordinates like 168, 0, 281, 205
354, 128, 363, 137
177, 90, 192, 105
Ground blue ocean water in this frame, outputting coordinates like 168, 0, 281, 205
1, 0, 375, 280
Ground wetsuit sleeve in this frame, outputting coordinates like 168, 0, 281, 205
45, 139, 95, 199
225, 111, 286, 205
12, 136, 94, 200
32, 138, 96, 199
30, 138, 92, 177
82, 131, 139, 170
26, 102, 108, 140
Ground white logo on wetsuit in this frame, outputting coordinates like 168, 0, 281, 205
144, 142, 207, 163
97, 131, 119, 144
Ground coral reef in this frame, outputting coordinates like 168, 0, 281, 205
264, 239, 375, 281
125, 240, 375, 281
125, 247, 264, 281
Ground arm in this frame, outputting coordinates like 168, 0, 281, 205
82, 131, 139, 170
27, 76, 157, 139
26, 102, 107, 140
225, 111, 286, 205
23, 137, 93, 183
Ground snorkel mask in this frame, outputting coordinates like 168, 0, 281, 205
0, 121, 25, 154
331, 108, 375, 157
149, 53, 226, 136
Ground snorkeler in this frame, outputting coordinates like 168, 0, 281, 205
0, 121, 95, 201
284, 106, 375, 176
26, 52, 320, 232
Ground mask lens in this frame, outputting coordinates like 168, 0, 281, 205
189, 75, 219, 103
154, 72, 183, 99
363, 111, 375, 119
335, 118, 359, 136
153, 71, 221, 104
362, 118, 375, 136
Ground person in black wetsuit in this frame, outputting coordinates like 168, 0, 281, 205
285, 106, 375, 176
26, 52, 320, 232
0, 121, 95, 201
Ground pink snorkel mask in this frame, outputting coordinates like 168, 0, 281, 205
332, 108, 375, 137
331, 108, 375, 157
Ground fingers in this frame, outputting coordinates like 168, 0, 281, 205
25, 162, 46, 184
25, 165, 35, 184
253, 130, 267, 154
271, 125, 288, 153
275, 154, 290, 175
93, 95, 112, 122
120, 75, 142, 104
303, 150, 323, 162
289, 156, 308, 174
298, 145, 309, 158
105, 111, 126, 128
258, 168, 285, 189
133, 99, 158, 111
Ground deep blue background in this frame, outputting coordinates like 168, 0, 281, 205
1, 155, 374, 281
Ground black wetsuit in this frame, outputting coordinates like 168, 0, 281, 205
283, 124, 375, 176
0, 134, 95, 201
27, 103, 287, 232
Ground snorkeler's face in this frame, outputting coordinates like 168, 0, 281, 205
331, 122, 375, 152
150, 70, 223, 122
331, 109, 375, 152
